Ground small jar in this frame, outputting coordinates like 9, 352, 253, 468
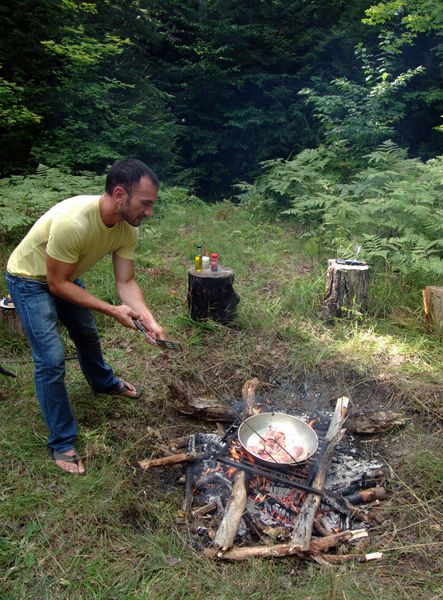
202, 255, 210, 269
210, 253, 218, 271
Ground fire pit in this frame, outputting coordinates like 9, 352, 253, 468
139, 381, 389, 564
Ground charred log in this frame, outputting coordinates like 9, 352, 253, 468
169, 382, 236, 422
183, 435, 196, 514
346, 411, 406, 434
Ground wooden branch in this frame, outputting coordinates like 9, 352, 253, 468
312, 551, 383, 565
169, 382, 236, 422
205, 379, 260, 554
168, 435, 190, 450
290, 396, 349, 551
211, 470, 248, 552
138, 451, 208, 470
345, 486, 386, 505
192, 501, 218, 516
241, 378, 260, 418
209, 529, 368, 561
183, 435, 196, 514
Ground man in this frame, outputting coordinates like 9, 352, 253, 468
6, 159, 165, 475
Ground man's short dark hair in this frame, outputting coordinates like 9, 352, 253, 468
105, 159, 159, 195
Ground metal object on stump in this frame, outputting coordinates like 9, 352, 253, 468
187, 266, 239, 324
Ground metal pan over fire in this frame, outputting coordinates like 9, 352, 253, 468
238, 412, 318, 467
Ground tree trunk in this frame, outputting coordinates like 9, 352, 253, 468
187, 266, 239, 324
321, 260, 370, 320
423, 286, 443, 336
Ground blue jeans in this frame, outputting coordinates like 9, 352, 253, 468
6, 273, 120, 453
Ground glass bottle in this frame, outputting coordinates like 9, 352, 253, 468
195, 244, 202, 272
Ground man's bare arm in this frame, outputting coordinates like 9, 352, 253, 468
112, 254, 165, 340
46, 255, 139, 328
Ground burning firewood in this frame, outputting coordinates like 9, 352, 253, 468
192, 501, 218, 516
208, 378, 260, 554
345, 486, 387, 505
183, 435, 196, 514
210, 470, 249, 553
289, 396, 350, 551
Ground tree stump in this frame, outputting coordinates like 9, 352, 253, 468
321, 260, 370, 320
187, 266, 239, 324
0, 297, 24, 337
423, 286, 443, 336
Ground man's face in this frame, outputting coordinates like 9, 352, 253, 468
118, 176, 158, 227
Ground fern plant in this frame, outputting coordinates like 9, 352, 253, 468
0, 165, 103, 242
317, 143, 443, 276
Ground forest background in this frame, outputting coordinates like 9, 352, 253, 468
1, 0, 443, 277
0, 1, 443, 599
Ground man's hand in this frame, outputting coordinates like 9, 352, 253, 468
111, 304, 141, 329
113, 254, 166, 342
138, 314, 166, 342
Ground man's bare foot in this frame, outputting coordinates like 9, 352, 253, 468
114, 379, 142, 399
53, 449, 85, 474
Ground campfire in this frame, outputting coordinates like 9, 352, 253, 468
139, 379, 392, 564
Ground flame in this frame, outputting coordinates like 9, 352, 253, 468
255, 491, 268, 504
226, 467, 237, 478
230, 445, 242, 460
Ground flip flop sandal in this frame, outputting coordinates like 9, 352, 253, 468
114, 380, 142, 399
0, 297, 15, 310
52, 450, 85, 475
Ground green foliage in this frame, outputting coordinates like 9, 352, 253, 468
362, 0, 443, 156
237, 145, 343, 219
238, 141, 443, 278
300, 44, 425, 151
363, 1, 443, 37
0, 165, 102, 242
0, 73, 41, 128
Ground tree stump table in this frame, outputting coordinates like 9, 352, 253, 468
423, 286, 443, 336
321, 259, 370, 320
187, 266, 239, 324
0, 297, 24, 337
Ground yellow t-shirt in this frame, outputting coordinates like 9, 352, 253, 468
7, 195, 138, 281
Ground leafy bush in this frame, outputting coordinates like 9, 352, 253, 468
238, 142, 443, 278
0, 165, 103, 242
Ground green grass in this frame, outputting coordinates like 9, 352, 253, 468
1, 196, 442, 599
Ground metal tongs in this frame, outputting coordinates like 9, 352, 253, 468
132, 319, 183, 352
